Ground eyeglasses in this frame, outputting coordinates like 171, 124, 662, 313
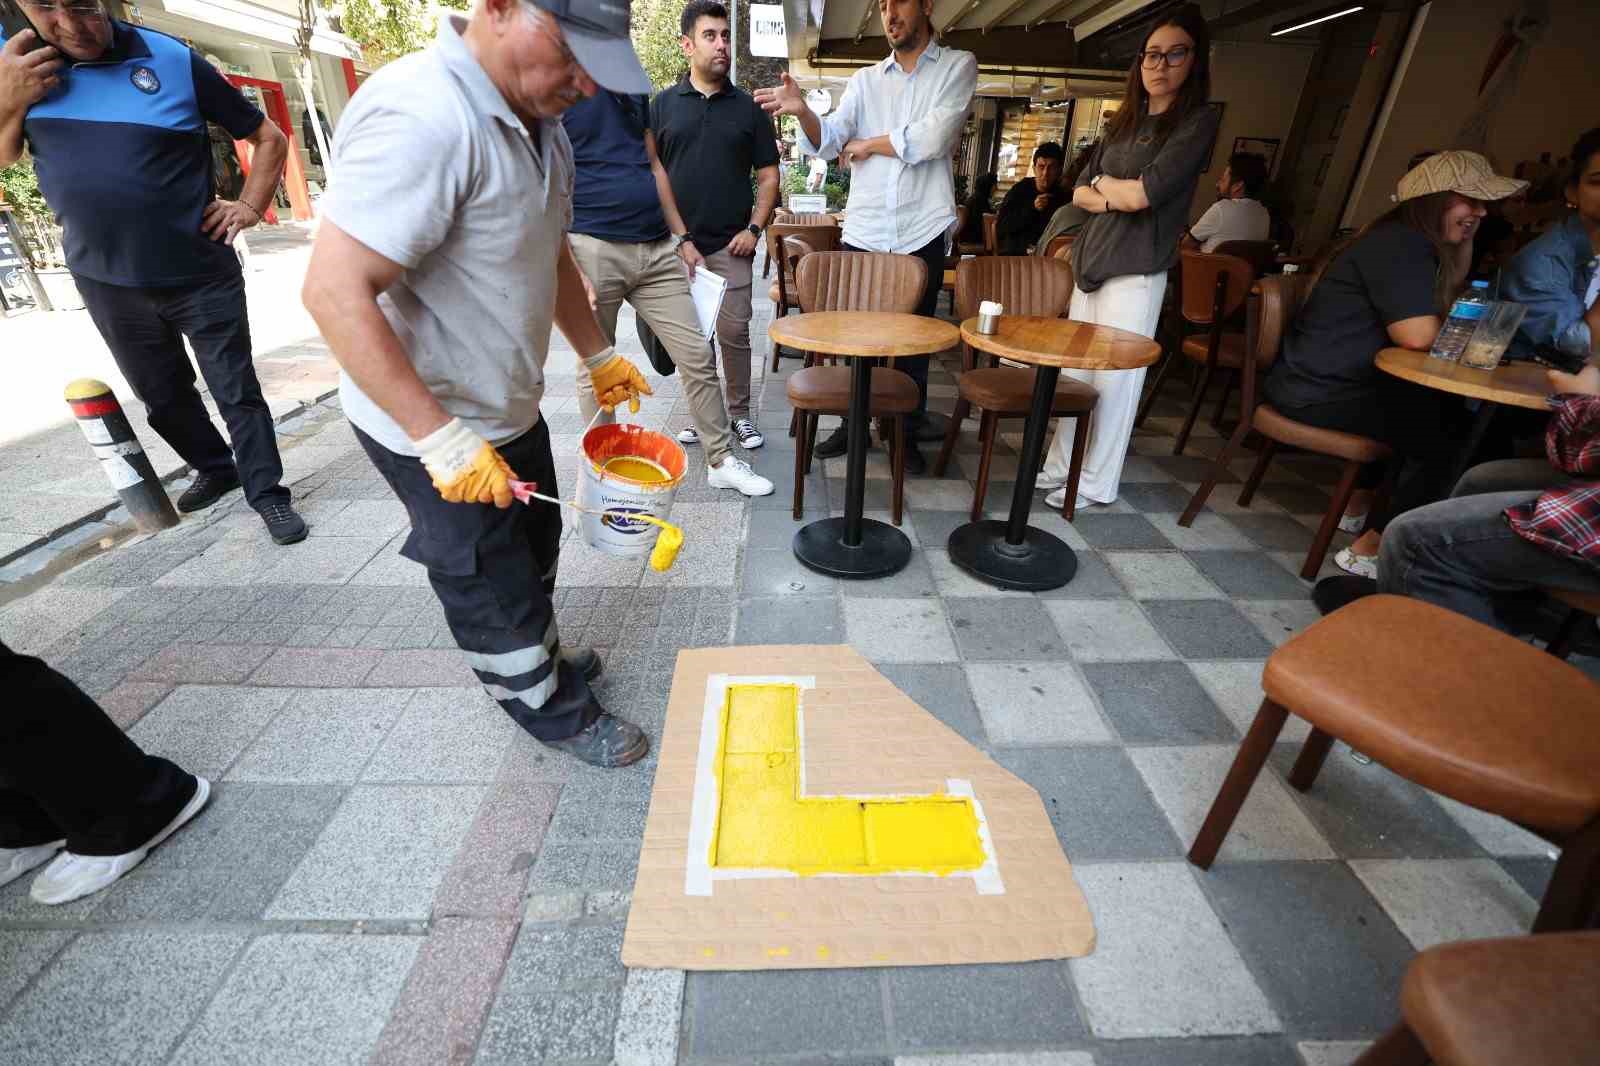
1140, 45, 1191, 68
22, 0, 104, 13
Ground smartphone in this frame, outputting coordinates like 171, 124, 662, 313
0, 0, 46, 52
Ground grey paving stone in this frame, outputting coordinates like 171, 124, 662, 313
1295, 1042, 1370, 1066
475, 922, 628, 1064
527, 843, 642, 894
965, 662, 1112, 745
742, 547, 840, 598
1498, 857, 1556, 901
997, 746, 1182, 861
1348, 859, 1537, 950
1070, 863, 1279, 1038
1149, 455, 1241, 484
1257, 482, 1334, 516
1034, 551, 1127, 599
613, 967, 686, 1066
1197, 861, 1416, 1037
877, 663, 987, 746
1103, 551, 1225, 600
169, 933, 418, 1066
1071, 513, 1176, 550
1237, 600, 1324, 648
544, 772, 652, 844
1430, 794, 1556, 857
0, 587, 130, 656
1092, 1036, 1300, 1065
888, 962, 1084, 1051
925, 548, 1037, 598
226, 687, 408, 782
945, 597, 1068, 661
1117, 482, 1200, 514
370, 916, 519, 1066
126, 685, 292, 778
1188, 662, 1311, 743
266, 784, 486, 920
909, 509, 974, 548
896, 1055, 1091, 1066
1263, 743, 1484, 859
125, 642, 274, 684
362, 648, 478, 687
1185, 550, 1314, 600
840, 550, 940, 598
97, 680, 175, 729
0, 930, 72, 1014
0, 931, 246, 1066
247, 646, 385, 686
1044, 599, 1176, 662
747, 507, 820, 550
1222, 514, 1317, 552
844, 597, 959, 663
1080, 662, 1237, 744
363, 688, 515, 783
1142, 600, 1275, 660
687, 967, 887, 1057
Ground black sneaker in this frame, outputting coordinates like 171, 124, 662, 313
177, 469, 241, 513
1312, 575, 1377, 616
260, 502, 308, 545
562, 646, 604, 682
545, 709, 649, 768
813, 424, 849, 459
732, 418, 765, 449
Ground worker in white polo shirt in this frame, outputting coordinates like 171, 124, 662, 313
302, 0, 654, 768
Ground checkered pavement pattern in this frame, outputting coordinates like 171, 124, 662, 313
0, 279, 1593, 1066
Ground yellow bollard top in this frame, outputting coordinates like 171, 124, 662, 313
64, 378, 113, 401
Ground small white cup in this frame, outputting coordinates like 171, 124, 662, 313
977, 299, 1003, 335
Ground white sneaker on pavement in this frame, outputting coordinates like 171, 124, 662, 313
30, 776, 211, 906
732, 418, 765, 449
707, 456, 774, 497
1333, 547, 1378, 580
1044, 487, 1094, 511
677, 427, 700, 444
0, 841, 64, 890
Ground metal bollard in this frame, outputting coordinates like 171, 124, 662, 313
64, 378, 179, 533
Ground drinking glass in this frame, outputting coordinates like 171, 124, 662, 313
1460, 301, 1527, 370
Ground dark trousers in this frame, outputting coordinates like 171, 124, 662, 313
355, 419, 597, 742
77, 273, 289, 511
841, 233, 947, 423
1272, 379, 1462, 530
0, 641, 196, 856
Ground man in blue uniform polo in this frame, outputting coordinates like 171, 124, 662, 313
0, 1, 305, 543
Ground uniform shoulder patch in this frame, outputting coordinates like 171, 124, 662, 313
130, 67, 161, 94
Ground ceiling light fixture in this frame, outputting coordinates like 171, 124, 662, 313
1270, 4, 1365, 37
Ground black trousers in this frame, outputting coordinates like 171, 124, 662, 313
0, 641, 196, 856
840, 232, 947, 423
356, 419, 597, 742
77, 273, 289, 511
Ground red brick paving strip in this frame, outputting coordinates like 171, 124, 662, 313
361, 649, 478, 687
98, 681, 173, 728
247, 647, 384, 686
128, 643, 273, 684
432, 782, 560, 917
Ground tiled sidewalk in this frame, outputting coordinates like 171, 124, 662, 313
0, 285, 1592, 1066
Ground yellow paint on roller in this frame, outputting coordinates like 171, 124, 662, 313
648, 523, 683, 572
711, 684, 985, 876
601, 456, 671, 482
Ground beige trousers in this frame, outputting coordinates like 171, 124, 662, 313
569, 234, 732, 466
701, 245, 755, 420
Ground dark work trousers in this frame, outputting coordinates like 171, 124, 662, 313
1271, 378, 1462, 531
355, 419, 598, 742
76, 273, 290, 511
841, 232, 946, 426
0, 641, 196, 856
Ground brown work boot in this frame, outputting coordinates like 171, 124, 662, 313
545, 708, 649, 768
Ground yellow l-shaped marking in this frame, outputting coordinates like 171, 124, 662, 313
709, 683, 985, 875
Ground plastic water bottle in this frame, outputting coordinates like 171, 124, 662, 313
1429, 281, 1492, 362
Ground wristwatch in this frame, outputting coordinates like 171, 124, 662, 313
673, 232, 693, 250
746, 223, 762, 237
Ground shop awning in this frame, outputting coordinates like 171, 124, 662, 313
156, 0, 362, 61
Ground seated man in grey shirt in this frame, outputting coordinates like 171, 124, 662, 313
302, 0, 656, 769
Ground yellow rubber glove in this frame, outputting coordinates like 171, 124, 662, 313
585, 346, 654, 414
413, 418, 517, 508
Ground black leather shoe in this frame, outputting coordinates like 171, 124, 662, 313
260, 502, 308, 545
914, 413, 949, 443
177, 469, 241, 513
562, 646, 604, 682
545, 710, 649, 768
1312, 575, 1377, 616
813, 425, 849, 460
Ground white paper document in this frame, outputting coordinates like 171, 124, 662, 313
689, 268, 727, 341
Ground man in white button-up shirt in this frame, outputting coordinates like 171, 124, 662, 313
758, 0, 976, 472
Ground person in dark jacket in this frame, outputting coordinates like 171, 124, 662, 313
994, 141, 1064, 254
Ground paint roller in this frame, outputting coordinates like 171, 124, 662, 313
508, 480, 684, 572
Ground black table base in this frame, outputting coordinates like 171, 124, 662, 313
947, 363, 1079, 591
793, 517, 913, 579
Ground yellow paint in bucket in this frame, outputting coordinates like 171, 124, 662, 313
577, 422, 686, 559
601, 456, 671, 483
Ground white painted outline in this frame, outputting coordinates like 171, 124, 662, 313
683, 674, 1003, 897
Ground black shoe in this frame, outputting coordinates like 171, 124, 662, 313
913, 413, 949, 443
544, 709, 649, 768
900, 444, 926, 476
813, 425, 849, 460
177, 468, 241, 513
260, 501, 308, 545
562, 646, 604, 682
1312, 575, 1377, 616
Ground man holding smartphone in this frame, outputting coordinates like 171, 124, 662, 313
0, 1, 304, 544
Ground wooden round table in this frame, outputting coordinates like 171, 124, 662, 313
950, 316, 1162, 590
768, 311, 961, 579
1376, 347, 1554, 483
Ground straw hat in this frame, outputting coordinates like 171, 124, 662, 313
1397, 151, 1528, 203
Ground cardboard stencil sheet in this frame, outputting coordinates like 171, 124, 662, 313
621, 645, 1097, 970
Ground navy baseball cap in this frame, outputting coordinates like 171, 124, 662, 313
531, 0, 653, 95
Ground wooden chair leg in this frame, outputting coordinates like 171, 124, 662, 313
1173, 362, 1218, 456
1287, 727, 1337, 791
1063, 410, 1092, 522
1351, 1023, 1430, 1066
802, 411, 818, 476
1544, 608, 1589, 660
1133, 349, 1175, 430
792, 414, 809, 520
1303, 459, 1364, 580
1236, 438, 1277, 507
1534, 813, 1600, 933
970, 411, 997, 522
1179, 418, 1250, 527
891, 416, 906, 527
1188, 698, 1291, 869
1210, 368, 1237, 429
933, 396, 965, 477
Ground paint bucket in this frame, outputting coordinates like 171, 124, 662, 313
575, 421, 688, 557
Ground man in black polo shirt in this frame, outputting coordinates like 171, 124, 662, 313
650, 0, 779, 452
0, 3, 303, 543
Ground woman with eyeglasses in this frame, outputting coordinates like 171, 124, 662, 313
1036, 4, 1221, 511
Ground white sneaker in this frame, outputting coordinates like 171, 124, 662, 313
1044, 487, 1095, 511
707, 456, 774, 497
677, 427, 700, 444
1338, 511, 1368, 534
30, 776, 211, 906
0, 840, 64, 890
1334, 547, 1378, 579
732, 418, 765, 449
